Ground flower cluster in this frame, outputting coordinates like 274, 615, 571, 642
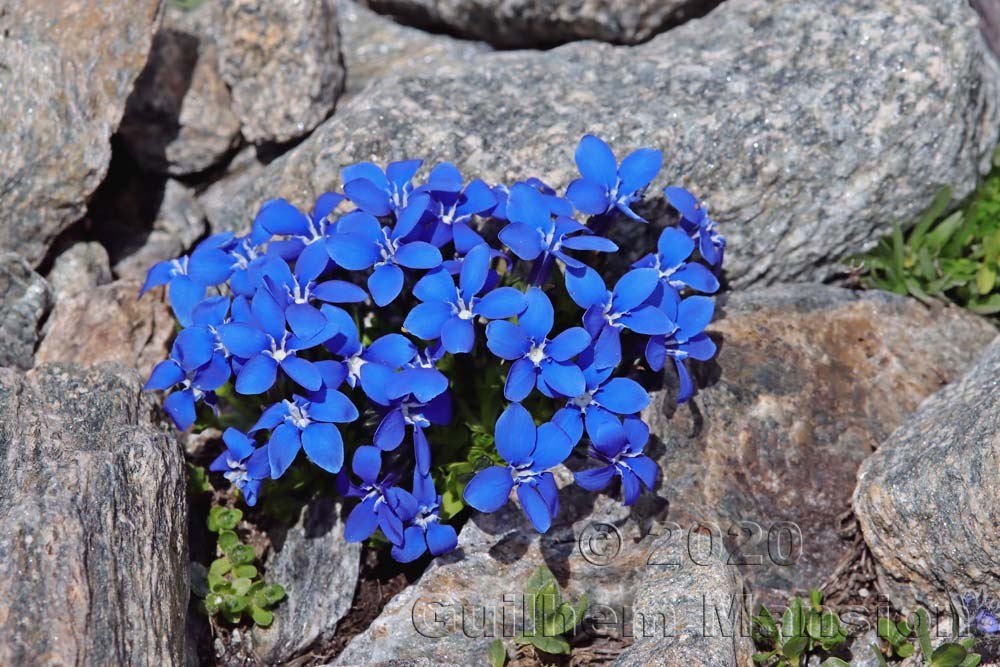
143, 135, 725, 562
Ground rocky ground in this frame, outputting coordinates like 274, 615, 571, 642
1, 0, 999, 666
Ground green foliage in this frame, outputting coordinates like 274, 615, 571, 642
858, 155, 1000, 315
198, 506, 285, 627
168, 0, 207, 8
488, 638, 507, 667
751, 590, 849, 666
514, 565, 587, 657
871, 609, 980, 667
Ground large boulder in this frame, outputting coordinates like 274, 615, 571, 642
644, 284, 996, 609
119, 1, 241, 175
360, 0, 712, 47
0, 0, 163, 266
203, 0, 1000, 288
0, 363, 187, 666
0, 253, 53, 371
854, 335, 1000, 611
218, 0, 345, 144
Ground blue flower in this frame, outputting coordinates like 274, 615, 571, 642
249, 362, 359, 478
574, 417, 656, 506
369, 368, 451, 475
632, 226, 720, 295
391, 471, 458, 563
343, 446, 418, 547
404, 244, 526, 353
209, 428, 271, 505
256, 194, 345, 279
552, 347, 651, 444
342, 159, 423, 217
169, 295, 232, 375
144, 354, 228, 429
665, 186, 726, 268
216, 288, 341, 395
420, 163, 498, 252
323, 307, 418, 400
463, 403, 574, 532
499, 183, 617, 284
566, 135, 662, 222
485, 288, 591, 401
566, 267, 674, 369
140, 255, 206, 327
326, 207, 442, 306
644, 292, 717, 403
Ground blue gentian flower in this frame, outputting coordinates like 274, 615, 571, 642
632, 226, 720, 295
257, 194, 345, 279
250, 362, 359, 478
144, 354, 228, 429
369, 367, 451, 474
420, 162, 498, 252
343, 446, 418, 547
574, 417, 656, 506
404, 244, 526, 353
326, 207, 442, 306
169, 295, 231, 376
566, 135, 662, 222
552, 347, 651, 444
644, 292, 716, 403
499, 183, 617, 284
140, 255, 206, 327
209, 428, 271, 506
566, 267, 674, 369
342, 159, 422, 217
391, 471, 458, 563
463, 403, 574, 532
485, 288, 591, 401
665, 186, 726, 268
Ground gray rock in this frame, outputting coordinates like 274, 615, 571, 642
113, 180, 207, 283
200, 146, 268, 235
218, 0, 345, 144
0, 253, 53, 370
854, 335, 1000, 612
47, 241, 113, 301
37, 279, 176, 378
643, 284, 996, 609
333, 468, 671, 665
974, 0, 1000, 56
250, 496, 361, 665
611, 535, 753, 667
0, 363, 187, 666
0, 0, 164, 266
203, 0, 1000, 287
119, 1, 241, 175
337, 0, 489, 102
361, 0, 711, 47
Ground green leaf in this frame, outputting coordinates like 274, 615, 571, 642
808, 589, 822, 612
224, 594, 248, 614
250, 605, 274, 627
232, 577, 253, 596
262, 584, 286, 605
909, 187, 953, 248
752, 652, 777, 664
930, 643, 969, 667
488, 638, 507, 667
204, 593, 224, 615
961, 654, 982, 667
208, 506, 243, 533
217, 530, 239, 553
820, 659, 850, 667
233, 564, 258, 579
186, 462, 213, 495
871, 643, 889, 667
228, 544, 256, 566
782, 636, 808, 659
898, 643, 914, 657
976, 265, 996, 295
528, 634, 571, 655
806, 611, 823, 640
209, 557, 231, 578
916, 608, 933, 659
524, 565, 560, 600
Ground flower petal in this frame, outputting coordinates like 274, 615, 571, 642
368, 263, 405, 307
678, 296, 715, 340
302, 422, 345, 473
517, 483, 553, 533
344, 178, 392, 216
593, 378, 650, 414
352, 445, 382, 484
426, 522, 458, 556
539, 361, 586, 398
256, 198, 310, 236
564, 266, 608, 310
327, 233, 380, 270
485, 321, 530, 360
519, 287, 553, 341
235, 355, 279, 394
498, 222, 543, 261
374, 408, 406, 451
404, 301, 454, 340
312, 279, 369, 303
474, 287, 526, 320
566, 178, 610, 215
618, 148, 662, 195
495, 402, 536, 465
612, 268, 660, 313
546, 327, 591, 362
574, 465, 617, 492
344, 496, 379, 542
463, 466, 515, 513
575, 135, 617, 189
459, 243, 490, 301
395, 241, 443, 269
504, 358, 538, 402
441, 316, 475, 354
531, 422, 574, 470
268, 423, 302, 478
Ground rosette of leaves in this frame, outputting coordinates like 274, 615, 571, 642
514, 565, 587, 657
200, 506, 285, 626
871, 608, 980, 667
752, 590, 849, 667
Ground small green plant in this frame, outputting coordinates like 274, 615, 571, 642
199, 506, 285, 627
514, 565, 587, 656
871, 608, 980, 667
488, 638, 507, 667
751, 590, 849, 666
858, 154, 1000, 315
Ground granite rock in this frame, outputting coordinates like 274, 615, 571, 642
219, 0, 345, 144
854, 335, 1000, 611
361, 0, 715, 47
0, 253, 53, 370
337, 0, 489, 102
643, 284, 997, 609
36, 279, 176, 378
119, 1, 241, 175
0, 363, 187, 666
0, 0, 164, 265
250, 497, 361, 665
203, 0, 1000, 287
46, 241, 113, 301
